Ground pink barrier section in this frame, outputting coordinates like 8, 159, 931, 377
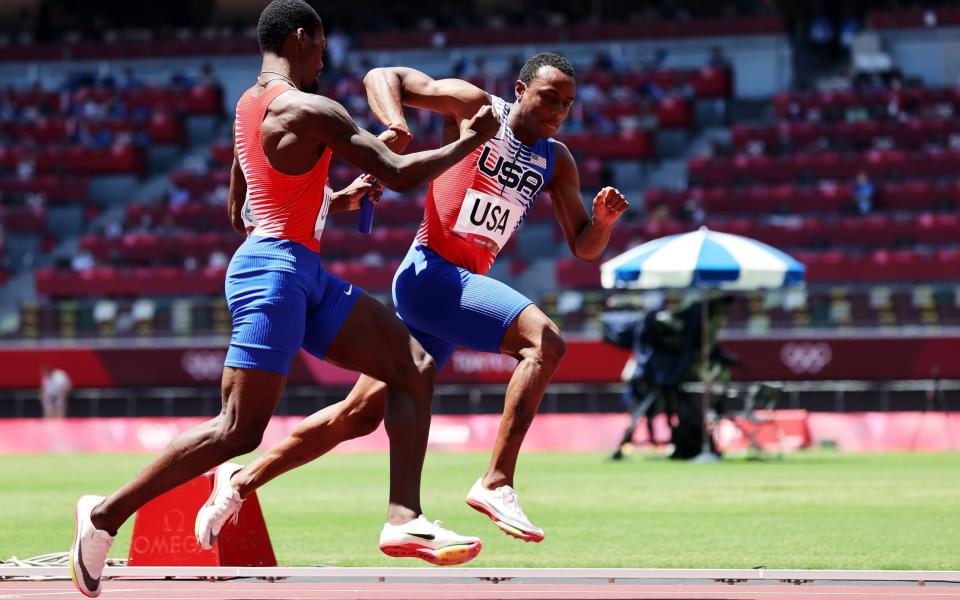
808, 412, 960, 451
1, 411, 954, 454
1, 414, 633, 454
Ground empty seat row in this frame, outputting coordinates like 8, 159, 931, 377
689, 149, 960, 185
646, 180, 960, 215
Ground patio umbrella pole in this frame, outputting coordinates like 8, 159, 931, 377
693, 291, 719, 462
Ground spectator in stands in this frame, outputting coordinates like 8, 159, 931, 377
155, 214, 179, 237
886, 78, 905, 121
167, 185, 190, 209
577, 78, 603, 105
648, 204, 671, 226
325, 28, 350, 71
131, 213, 153, 234
197, 63, 219, 87
650, 48, 670, 70
845, 103, 869, 123
16, 160, 36, 180
682, 196, 706, 225
106, 97, 128, 119
706, 46, 731, 69
39, 364, 72, 419
854, 171, 875, 215
71, 249, 95, 271
208, 249, 229, 269
808, 14, 835, 47
637, 71, 666, 102
208, 184, 229, 206
119, 67, 143, 91
949, 133, 960, 151
103, 219, 123, 239
24, 191, 45, 210
169, 70, 195, 89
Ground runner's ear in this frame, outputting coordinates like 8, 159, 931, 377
514, 80, 527, 102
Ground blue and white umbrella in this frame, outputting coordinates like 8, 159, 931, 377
600, 227, 805, 291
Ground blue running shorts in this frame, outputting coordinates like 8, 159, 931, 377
392, 245, 533, 369
224, 236, 362, 375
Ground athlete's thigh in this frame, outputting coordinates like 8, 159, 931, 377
322, 292, 431, 385
219, 366, 287, 432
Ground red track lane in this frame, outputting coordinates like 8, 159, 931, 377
1, 581, 959, 600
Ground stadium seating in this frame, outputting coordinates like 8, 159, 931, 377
5, 30, 960, 343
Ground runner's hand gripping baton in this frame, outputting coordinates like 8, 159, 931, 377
358, 194, 374, 234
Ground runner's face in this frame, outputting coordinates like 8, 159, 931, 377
300, 26, 325, 94
517, 66, 576, 138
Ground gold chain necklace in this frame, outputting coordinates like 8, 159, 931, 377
257, 71, 295, 88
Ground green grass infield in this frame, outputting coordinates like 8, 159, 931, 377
2, 451, 958, 569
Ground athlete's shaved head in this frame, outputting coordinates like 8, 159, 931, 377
518, 52, 575, 85
257, 0, 322, 55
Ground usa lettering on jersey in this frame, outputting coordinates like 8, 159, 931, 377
477, 146, 545, 197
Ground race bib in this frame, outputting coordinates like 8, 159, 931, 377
313, 185, 333, 241
241, 190, 256, 234
452, 188, 524, 254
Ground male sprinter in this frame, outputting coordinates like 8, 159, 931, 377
195, 52, 629, 554
69, 1, 499, 596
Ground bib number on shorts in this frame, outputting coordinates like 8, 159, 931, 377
452, 188, 524, 254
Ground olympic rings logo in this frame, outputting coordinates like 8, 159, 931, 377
181, 350, 226, 381
779, 342, 833, 374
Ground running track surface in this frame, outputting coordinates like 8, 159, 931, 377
2, 581, 959, 600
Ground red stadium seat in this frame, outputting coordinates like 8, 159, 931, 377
555, 258, 601, 289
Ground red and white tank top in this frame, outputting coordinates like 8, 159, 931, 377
415, 95, 555, 274
234, 83, 333, 252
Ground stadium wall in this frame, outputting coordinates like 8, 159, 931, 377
881, 26, 960, 86
2, 335, 959, 390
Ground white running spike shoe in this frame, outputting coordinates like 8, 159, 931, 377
194, 463, 244, 549
69, 495, 115, 598
379, 515, 482, 566
465, 478, 545, 542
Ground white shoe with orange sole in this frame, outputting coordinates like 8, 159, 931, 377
379, 515, 482, 566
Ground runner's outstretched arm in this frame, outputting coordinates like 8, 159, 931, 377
299, 95, 498, 192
